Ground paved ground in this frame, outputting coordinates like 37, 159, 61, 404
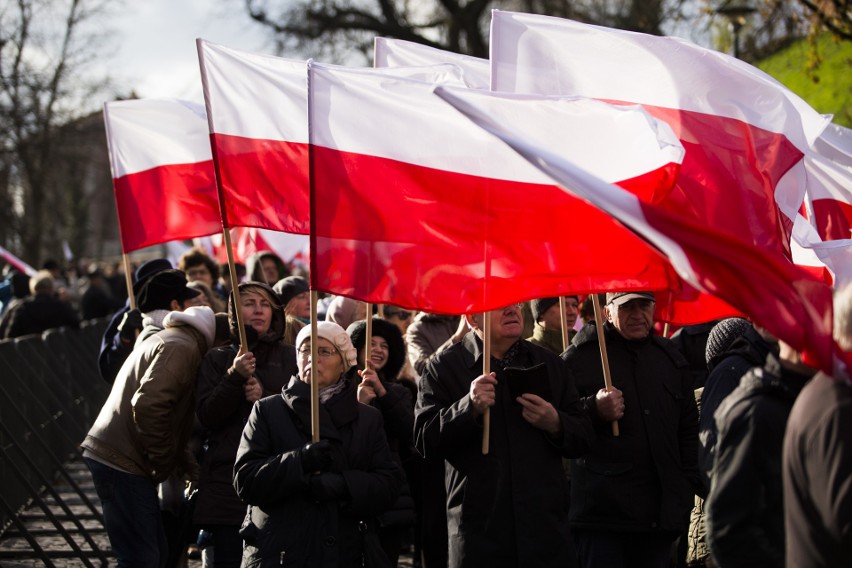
0, 458, 415, 567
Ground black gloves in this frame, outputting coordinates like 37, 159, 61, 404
308, 473, 349, 502
118, 308, 143, 343
299, 440, 334, 474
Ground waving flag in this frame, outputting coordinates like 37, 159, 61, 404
197, 39, 310, 234
374, 37, 490, 89
805, 124, 852, 241
103, 99, 221, 252
490, 11, 829, 260
437, 85, 835, 371
308, 62, 688, 314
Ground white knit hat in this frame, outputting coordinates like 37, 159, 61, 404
295, 321, 358, 368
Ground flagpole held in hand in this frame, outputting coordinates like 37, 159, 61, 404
222, 228, 249, 353
482, 311, 491, 455
365, 303, 372, 369
122, 253, 136, 310
591, 295, 620, 437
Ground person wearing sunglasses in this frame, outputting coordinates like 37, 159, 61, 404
234, 321, 403, 567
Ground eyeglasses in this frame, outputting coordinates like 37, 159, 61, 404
385, 309, 412, 320
297, 346, 339, 358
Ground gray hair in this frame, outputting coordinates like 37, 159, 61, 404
835, 283, 852, 352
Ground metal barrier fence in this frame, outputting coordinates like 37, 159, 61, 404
0, 318, 112, 564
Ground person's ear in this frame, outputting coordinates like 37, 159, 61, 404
604, 305, 614, 324
169, 299, 181, 311
465, 313, 480, 331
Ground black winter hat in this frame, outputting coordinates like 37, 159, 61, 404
273, 276, 309, 306
531, 297, 559, 322
347, 317, 406, 381
136, 269, 200, 312
705, 317, 752, 365
132, 258, 173, 296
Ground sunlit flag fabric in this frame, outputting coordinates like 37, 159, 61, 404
436, 85, 836, 372
103, 98, 221, 252
197, 39, 310, 234
308, 62, 687, 314
490, 11, 829, 260
805, 123, 852, 242
373, 37, 491, 89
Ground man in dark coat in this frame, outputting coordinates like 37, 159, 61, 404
4, 270, 79, 338
415, 303, 594, 568
783, 283, 852, 567
705, 344, 814, 567
562, 291, 699, 568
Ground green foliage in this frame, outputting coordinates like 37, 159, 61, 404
756, 34, 852, 127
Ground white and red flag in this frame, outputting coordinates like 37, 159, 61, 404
804, 123, 852, 242
103, 98, 221, 252
490, 11, 829, 261
307, 62, 688, 314
436, 85, 836, 372
373, 37, 490, 89
197, 39, 310, 234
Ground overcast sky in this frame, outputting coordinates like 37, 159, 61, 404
102, 0, 270, 103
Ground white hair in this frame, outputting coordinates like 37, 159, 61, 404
835, 283, 852, 352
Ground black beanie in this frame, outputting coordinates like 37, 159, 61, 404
347, 317, 406, 381
705, 317, 752, 365
531, 297, 559, 322
273, 276, 309, 306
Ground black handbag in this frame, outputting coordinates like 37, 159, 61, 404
358, 520, 392, 568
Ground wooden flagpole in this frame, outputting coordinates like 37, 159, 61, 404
482, 311, 492, 454
559, 296, 569, 351
310, 290, 320, 442
592, 295, 620, 437
122, 253, 136, 310
364, 302, 373, 370
662, 322, 670, 338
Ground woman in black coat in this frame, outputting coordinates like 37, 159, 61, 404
234, 321, 403, 567
347, 318, 416, 566
195, 282, 297, 567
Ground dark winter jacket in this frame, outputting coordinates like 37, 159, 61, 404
4, 293, 79, 339
415, 332, 594, 568
783, 371, 852, 568
194, 283, 297, 526
233, 377, 403, 567
705, 353, 813, 567
562, 322, 699, 534
405, 312, 460, 376
699, 328, 778, 492
527, 321, 575, 355
670, 319, 720, 390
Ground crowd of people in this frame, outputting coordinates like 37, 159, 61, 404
3, 245, 849, 568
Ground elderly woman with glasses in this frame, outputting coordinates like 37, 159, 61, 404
234, 321, 403, 567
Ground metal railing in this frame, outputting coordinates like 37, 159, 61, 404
0, 318, 112, 565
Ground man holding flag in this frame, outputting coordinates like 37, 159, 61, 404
414, 303, 593, 568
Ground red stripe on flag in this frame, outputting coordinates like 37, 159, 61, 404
812, 198, 852, 241
312, 145, 681, 314
113, 161, 222, 252
212, 134, 310, 234
613, 103, 805, 257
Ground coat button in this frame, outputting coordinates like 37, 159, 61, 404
325, 536, 336, 547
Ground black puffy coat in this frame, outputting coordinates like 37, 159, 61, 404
194, 283, 298, 526
234, 377, 403, 567
562, 322, 699, 533
705, 353, 813, 567
415, 333, 593, 568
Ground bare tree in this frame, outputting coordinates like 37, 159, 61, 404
243, 0, 690, 61
0, 0, 112, 265
797, 0, 852, 39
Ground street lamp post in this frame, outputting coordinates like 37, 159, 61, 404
716, 2, 756, 59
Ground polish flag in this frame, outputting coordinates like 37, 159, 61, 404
103, 98, 221, 252
490, 11, 829, 261
197, 39, 310, 234
437, 85, 835, 371
308, 62, 689, 315
373, 37, 491, 89
804, 123, 852, 241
